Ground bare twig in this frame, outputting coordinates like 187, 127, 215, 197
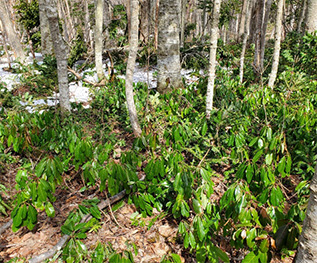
67, 67, 107, 87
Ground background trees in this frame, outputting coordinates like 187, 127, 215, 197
0, 0, 316, 262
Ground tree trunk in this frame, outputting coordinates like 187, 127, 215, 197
95, 0, 105, 81
125, 0, 142, 137
295, 164, 317, 263
238, 0, 248, 41
44, 0, 71, 112
259, 0, 272, 71
157, 0, 182, 93
0, 0, 26, 62
180, 0, 187, 47
306, 0, 317, 33
268, 0, 283, 88
206, 0, 221, 118
297, 0, 307, 33
239, 0, 252, 83
39, 0, 53, 56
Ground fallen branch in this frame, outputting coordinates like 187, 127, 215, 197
67, 67, 108, 87
0, 219, 12, 235
28, 188, 129, 263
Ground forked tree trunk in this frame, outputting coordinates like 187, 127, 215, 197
44, 0, 71, 112
95, 0, 105, 81
206, 0, 221, 118
39, 0, 53, 56
268, 0, 283, 88
239, 0, 252, 83
157, 0, 182, 93
0, 0, 26, 62
125, 0, 142, 137
295, 164, 317, 263
306, 0, 317, 33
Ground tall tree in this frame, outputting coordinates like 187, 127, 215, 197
206, 0, 221, 118
295, 164, 317, 263
95, 0, 105, 81
39, 0, 53, 56
268, 0, 283, 88
0, 0, 26, 62
238, 0, 248, 41
125, 0, 142, 137
297, 0, 307, 33
239, 0, 252, 83
44, 0, 71, 112
306, 0, 317, 33
157, 0, 182, 93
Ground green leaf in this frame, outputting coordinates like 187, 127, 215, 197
246, 164, 254, 183
278, 156, 286, 175
267, 127, 272, 141
90, 205, 101, 219
193, 199, 202, 214
201, 122, 208, 136
213, 246, 230, 262
171, 254, 182, 263
242, 252, 258, 263
249, 137, 258, 147
246, 228, 257, 248
253, 149, 263, 163
28, 205, 38, 224
286, 155, 292, 173
258, 139, 264, 149
189, 232, 196, 248
196, 217, 206, 242
38, 182, 47, 202
265, 153, 273, 165
259, 239, 269, 253
270, 186, 284, 206
45, 202, 55, 217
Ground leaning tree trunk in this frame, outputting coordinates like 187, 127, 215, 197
39, 0, 53, 56
125, 0, 142, 137
157, 0, 182, 93
306, 0, 317, 33
0, 0, 26, 62
295, 164, 317, 263
44, 0, 71, 112
268, 0, 283, 88
206, 0, 221, 118
239, 0, 252, 83
95, 0, 105, 81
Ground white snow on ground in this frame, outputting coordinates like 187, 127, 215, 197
0, 56, 203, 113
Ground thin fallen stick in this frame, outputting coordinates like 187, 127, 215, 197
28, 187, 129, 263
0, 219, 12, 235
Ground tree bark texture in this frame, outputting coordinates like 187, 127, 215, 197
297, 0, 307, 33
295, 164, 317, 263
306, 0, 317, 33
0, 0, 26, 61
268, 0, 283, 88
238, 0, 248, 41
239, 0, 252, 83
44, 0, 71, 112
39, 0, 53, 56
259, 0, 272, 71
157, 0, 182, 93
95, 0, 105, 80
206, 0, 221, 118
125, 0, 142, 137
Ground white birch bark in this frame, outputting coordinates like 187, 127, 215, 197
39, 0, 53, 56
125, 0, 142, 137
239, 0, 252, 83
157, 0, 182, 93
306, 0, 317, 33
268, 0, 283, 89
95, 0, 105, 81
44, 0, 71, 112
0, 0, 26, 62
206, 0, 221, 118
295, 164, 317, 263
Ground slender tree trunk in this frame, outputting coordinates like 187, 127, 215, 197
0, 22, 12, 67
45, 0, 71, 112
268, 0, 283, 89
238, 0, 248, 41
295, 164, 317, 263
157, 0, 182, 93
39, 0, 53, 56
259, 0, 272, 71
180, 0, 187, 47
306, 0, 317, 33
206, 0, 221, 118
297, 0, 307, 33
239, 0, 252, 83
125, 0, 142, 137
0, 0, 26, 62
95, 0, 105, 81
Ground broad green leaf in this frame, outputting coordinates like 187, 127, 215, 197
213, 246, 230, 262
45, 202, 55, 217
270, 186, 284, 206
201, 122, 207, 136
28, 205, 38, 224
286, 155, 292, 173
242, 252, 258, 263
193, 199, 202, 214
90, 205, 101, 219
246, 228, 257, 248
253, 149, 263, 163
265, 153, 273, 165
196, 217, 206, 242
